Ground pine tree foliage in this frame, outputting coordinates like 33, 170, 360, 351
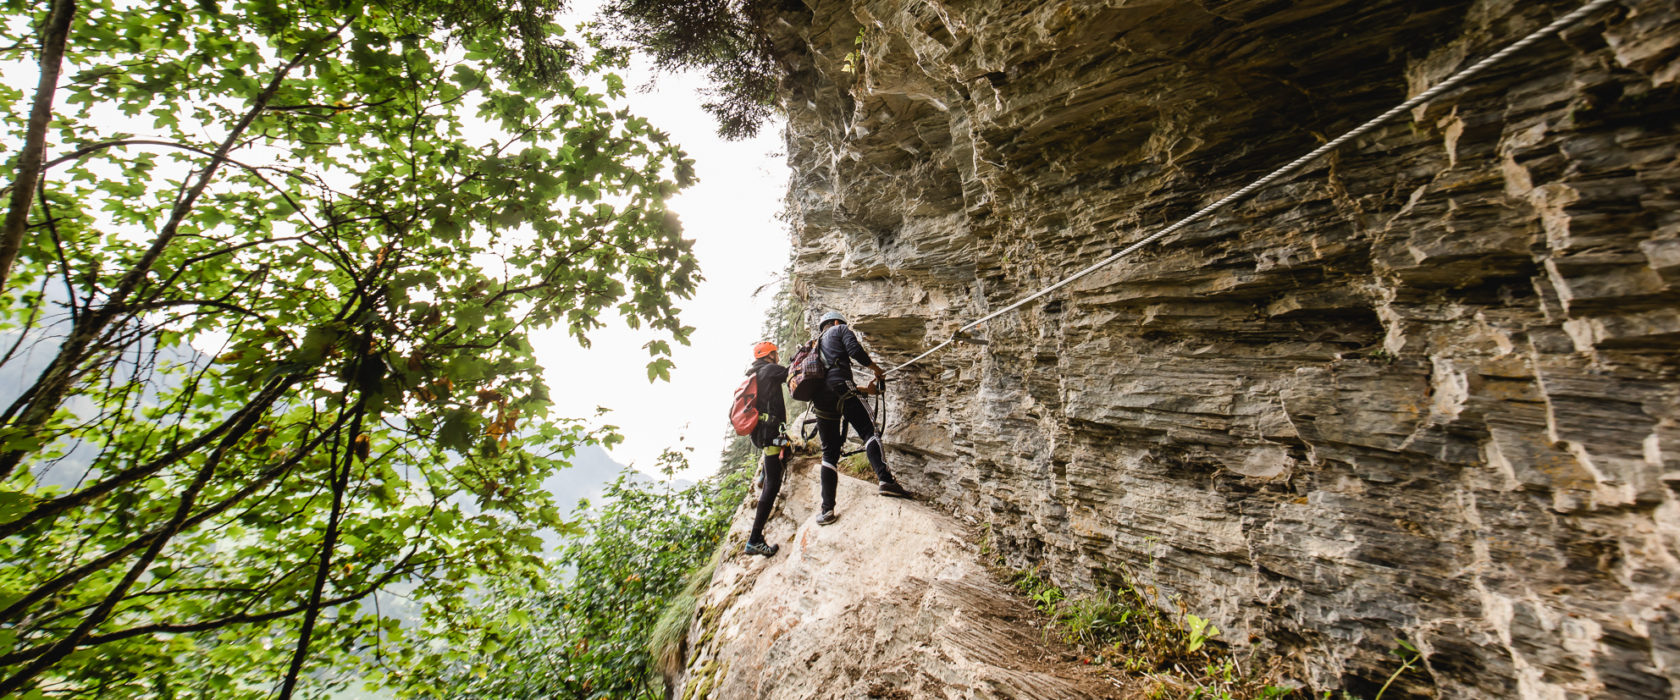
599, 0, 786, 139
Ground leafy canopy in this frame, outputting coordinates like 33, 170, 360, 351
0, 0, 698, 695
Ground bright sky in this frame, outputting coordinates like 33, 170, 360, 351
536, 4, 793, 480
532, 63, 790, 480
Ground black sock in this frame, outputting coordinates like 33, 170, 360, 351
865, 439, 894, 484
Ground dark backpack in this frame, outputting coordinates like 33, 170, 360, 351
729, 374, 761, 435
786, 338, 827, 401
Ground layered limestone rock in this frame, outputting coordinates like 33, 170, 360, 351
670, 458, 1119, 699
765, 0, 1680, 696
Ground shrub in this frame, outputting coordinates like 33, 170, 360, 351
413, 450, 748, 699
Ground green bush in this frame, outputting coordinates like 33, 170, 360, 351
409, 450, 748, 699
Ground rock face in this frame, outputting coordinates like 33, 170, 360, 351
766, 0, 1680, 696
672, 458, 1119, 699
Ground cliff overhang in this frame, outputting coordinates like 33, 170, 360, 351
764, 0, 1680, 696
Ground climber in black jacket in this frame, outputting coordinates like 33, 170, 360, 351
810, 311, 912, 526
743, 341, 789, 557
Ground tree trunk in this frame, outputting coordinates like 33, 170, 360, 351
0, 0, 76, 293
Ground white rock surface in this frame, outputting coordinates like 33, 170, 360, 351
672, 457, 1118, 699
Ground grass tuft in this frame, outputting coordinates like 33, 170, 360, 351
984, 526, 1298, 699
648, 539, 730, 692
838, 451, 874, 480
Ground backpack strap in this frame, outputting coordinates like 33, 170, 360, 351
752, 364, 773, 411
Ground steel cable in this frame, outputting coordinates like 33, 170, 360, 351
886, 0, 1616, 375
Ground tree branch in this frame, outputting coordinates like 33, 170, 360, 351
265, 97, 398, 113
0, 550, 429, 666
0, 388, 337, 627
0, 407, 234, 696
128, 297, 268, 323
0, 18, 351, 481
35, 183, 81, 323
0, 374, 294, 540
0, 274, 51, 369
42, 138, 322, 233
277, 363, 366, 699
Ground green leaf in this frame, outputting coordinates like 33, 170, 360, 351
439, 410, 474, 452
0, 427, 48, 453
1186, 614, 1220, 653
0, 490, 35, 526
292, 325, 342, 365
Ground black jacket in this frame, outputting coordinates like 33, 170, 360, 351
818, 323, 874, 388
747, 358, 788, 448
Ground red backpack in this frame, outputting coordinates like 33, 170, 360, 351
786, 338, 827, 401
730, 373, 761, 435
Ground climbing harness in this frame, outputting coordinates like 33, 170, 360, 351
884, 0, 1617, 376
799, 375, 889, 458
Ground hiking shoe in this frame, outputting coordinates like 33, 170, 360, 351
816, 511, 839, 526
743, 541, 779, 557
878, 481, 914, 500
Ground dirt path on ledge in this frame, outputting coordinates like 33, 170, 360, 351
672, 456, 1123, 699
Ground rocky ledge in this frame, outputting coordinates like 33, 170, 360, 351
766, 0, 1680, 696
670, 458, 1120, 699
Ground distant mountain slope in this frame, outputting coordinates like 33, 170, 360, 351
0, 305, 204, 490
545, 444, 637, 514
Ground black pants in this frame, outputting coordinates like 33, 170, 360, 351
747, 448, 784, 546
815, 392, 894, 512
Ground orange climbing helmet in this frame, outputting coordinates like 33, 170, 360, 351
753, 341, 778, 359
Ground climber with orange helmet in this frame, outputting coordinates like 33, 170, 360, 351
809, 311, 912, 526
743, 340, 789, 557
